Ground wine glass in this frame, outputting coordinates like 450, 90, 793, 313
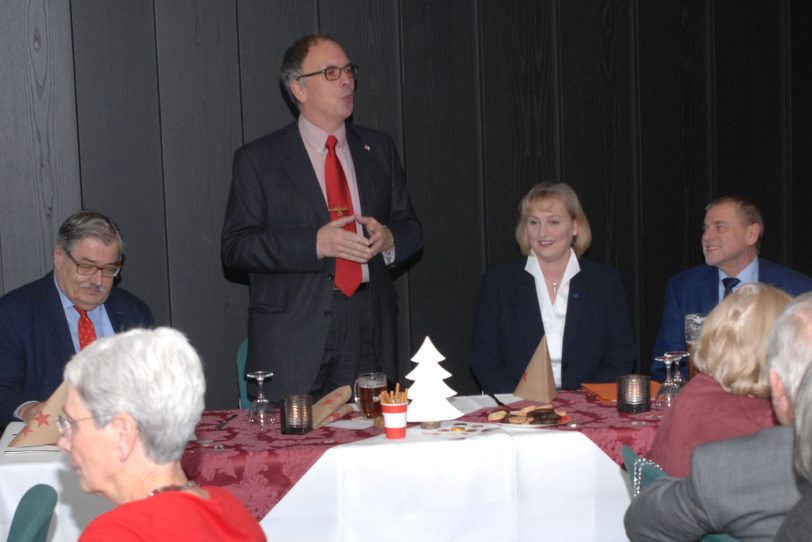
654, 354, 680, 409
247, 370, 275, 428
665, 351, 689, 389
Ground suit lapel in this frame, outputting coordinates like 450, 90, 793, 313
42, 274, 78, 361
281, 123, 330, 222
699, 265, 718, 313
514, 268, 544, 341
346, 125, 376, 217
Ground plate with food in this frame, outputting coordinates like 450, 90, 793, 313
486, 404, 570, 427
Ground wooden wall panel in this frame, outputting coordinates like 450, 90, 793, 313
154, 1, 246, 409
479, 0, 562, 266
558, 0, 640, 363
637, 0, 712, 363
401, 0, 483, 394
791, 0, 812, 276
714, 2, 789, 263
0, 0, 80, 291
237, 1, 317, 143
71, 0, 171, 325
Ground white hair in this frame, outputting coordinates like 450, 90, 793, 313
793, 363, 812, 481
63, 327, 205, 463
767, 292, 812, 404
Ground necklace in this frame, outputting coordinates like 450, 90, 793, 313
552, 282, 559, 296
149, 480, 197, 497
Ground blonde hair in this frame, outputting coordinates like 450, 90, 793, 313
693, 283, 791, 398
514, 182, 592, 257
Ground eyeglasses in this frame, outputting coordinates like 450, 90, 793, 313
296, 63, 358, 82
56, 414, 98, 439
65, 250, 122, 278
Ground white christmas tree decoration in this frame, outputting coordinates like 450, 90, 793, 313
406, 337, 463, 422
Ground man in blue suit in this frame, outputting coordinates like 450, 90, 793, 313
652, 196, 812, 378
0, 211, 153, 427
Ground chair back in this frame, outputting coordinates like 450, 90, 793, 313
237, 338, 251, 409
620, 445, 666, 496
8, 484, 58, 542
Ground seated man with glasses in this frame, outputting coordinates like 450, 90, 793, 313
0, 210, 153, 428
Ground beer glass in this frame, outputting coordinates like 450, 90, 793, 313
684, 313, 706, 379
354, 372, 387, 418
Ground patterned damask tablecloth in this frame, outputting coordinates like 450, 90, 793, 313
181, 410, 381, 521
458, 390, 661, 465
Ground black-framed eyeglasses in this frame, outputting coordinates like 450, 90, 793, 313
65, 250, 122, 278
56, 414, 98, 439
296, 63, 358, 82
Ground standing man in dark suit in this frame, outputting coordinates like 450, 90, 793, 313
221, 35, 421, 401
625, 292, 812, 541
0, 211, 154, 427
652, 196, 812, 377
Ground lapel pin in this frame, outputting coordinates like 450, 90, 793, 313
364, 144, 371, 151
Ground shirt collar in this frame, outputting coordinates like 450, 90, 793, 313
298, 115, 347, 154
718, 256, 759, 285
524, 248, 581, 281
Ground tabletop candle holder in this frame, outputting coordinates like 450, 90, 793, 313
281, 394, 313, 434
617, 374, 650, 413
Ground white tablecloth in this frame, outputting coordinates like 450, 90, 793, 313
0, 395, 633, 541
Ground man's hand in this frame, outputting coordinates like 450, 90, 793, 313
357, 215, 394, 258
19, 402, 43, 423
317, 215, 373, 263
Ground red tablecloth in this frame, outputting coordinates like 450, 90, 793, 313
181, 409, 379, 520
458, 390, 660, 465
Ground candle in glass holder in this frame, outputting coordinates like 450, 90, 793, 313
617, 375, 650, 413
281, 394, 313, 434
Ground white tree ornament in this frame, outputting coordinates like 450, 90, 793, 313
406, 337, 463, 422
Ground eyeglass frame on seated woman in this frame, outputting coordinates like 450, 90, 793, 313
56, 414, 99, 440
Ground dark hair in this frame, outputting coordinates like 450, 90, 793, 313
57, 210, 124, 257
279, 34, 338, 104
706, 195, 764, 249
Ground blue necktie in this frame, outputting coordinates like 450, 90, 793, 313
722, 277, 741, 298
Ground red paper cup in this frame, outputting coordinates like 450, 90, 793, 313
381, 402, 408, 439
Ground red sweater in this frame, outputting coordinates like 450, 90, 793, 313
79, 486, 266, 541
647, 373, 777, 477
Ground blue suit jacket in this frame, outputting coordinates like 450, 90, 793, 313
0, 272, 154, 426
651, 258, 812, 378
470, 258, 637, 392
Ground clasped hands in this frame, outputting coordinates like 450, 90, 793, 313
317, 215, 393, 263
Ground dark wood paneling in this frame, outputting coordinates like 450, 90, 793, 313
791, 0, 812, 276
714, 2, 787, 261
237, 0, 317, 143
479, 0, 562, 266
154, 1, 246, 409
637, 1, 712, 362
71, 0, 171, 325
558, 0, 640, 363
401, 0, 483, 395
0, 0, 80, 290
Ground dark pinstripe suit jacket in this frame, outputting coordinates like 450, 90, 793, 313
221, 121, 421, 401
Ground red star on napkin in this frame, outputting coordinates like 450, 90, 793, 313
35, 412, 51, 427
20, 424, 33, 436
521, 371, 529, 383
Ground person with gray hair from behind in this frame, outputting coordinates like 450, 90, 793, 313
58, 327, 265, 541
625, 292, 812, 542
0, 210, 154, 428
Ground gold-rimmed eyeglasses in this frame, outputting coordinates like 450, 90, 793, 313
56, 414, 98, 439
65, 250, 122, 278
296, 63, 358, 82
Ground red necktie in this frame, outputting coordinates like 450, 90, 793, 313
75, 307, 97, 349
325, 135, 362, 297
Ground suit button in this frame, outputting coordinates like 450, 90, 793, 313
324, 310, 332, 317
562, 362, 569, 369
327, 273, 334, 281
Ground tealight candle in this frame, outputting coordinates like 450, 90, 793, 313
617, 375, 650, 413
